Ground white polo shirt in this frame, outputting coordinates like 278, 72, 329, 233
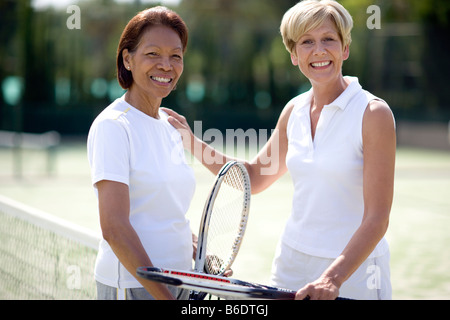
283, 77, 390, 259
87, 96, 196, 288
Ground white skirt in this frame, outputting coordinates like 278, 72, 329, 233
270, 240, 392, 300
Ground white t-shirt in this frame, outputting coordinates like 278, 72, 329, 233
87, 96, 196, 288
283, 77, 390, 259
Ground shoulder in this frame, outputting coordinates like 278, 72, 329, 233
362, 99, 396, 142
364, 99, 395, 127
100, 99, 132, 122
91, 99, 131, 127
88, 103, 131, 144
278, 100, 296, 127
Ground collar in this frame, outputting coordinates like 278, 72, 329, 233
324, 76, 362, 110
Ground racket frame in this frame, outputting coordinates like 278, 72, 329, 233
194, 161, 251, 275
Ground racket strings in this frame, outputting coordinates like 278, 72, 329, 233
205, 166, 250, 275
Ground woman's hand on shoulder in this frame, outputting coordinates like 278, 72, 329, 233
162, 107, 195, 150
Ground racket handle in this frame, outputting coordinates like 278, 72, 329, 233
188, 291, 208, 300
303, 296, 353, 300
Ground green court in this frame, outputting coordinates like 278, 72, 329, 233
0, 142, 449, 299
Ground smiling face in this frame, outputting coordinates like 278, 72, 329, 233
122, 25, 184, 101
291, 18, 349, 87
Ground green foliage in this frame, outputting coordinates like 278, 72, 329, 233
0, 0, 449, 134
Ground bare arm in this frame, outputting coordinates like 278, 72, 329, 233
97, 180, 175, 300
296, 100, 396, 300
162, 105, 294, 194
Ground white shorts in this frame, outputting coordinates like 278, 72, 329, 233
270, 241, 392, 300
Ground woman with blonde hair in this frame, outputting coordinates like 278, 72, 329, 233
166, 0, 396, 300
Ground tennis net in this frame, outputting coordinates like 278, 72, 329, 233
0, 195, 100, 299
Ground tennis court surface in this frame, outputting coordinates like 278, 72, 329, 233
0, 143, 449, 299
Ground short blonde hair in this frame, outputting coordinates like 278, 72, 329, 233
280, 0, 353, 55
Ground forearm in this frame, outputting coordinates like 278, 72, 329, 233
190, 134, 241, 175
164, 107, 288, 191
103, 222, 175, 300
97, 180, 175, 299
164, 107, 246, 176
321, 215, 389, 288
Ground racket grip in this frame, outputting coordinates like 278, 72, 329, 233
189, 291, 208, 300
303, 296, 353, 300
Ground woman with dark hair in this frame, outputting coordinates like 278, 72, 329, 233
87, 7, 194, 300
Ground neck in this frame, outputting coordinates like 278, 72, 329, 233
310, 76, 349, 109
125, 88, 161, 119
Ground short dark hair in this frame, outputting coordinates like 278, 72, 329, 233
116, 6, 188, 89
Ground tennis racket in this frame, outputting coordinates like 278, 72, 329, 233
191, 161, 251, 299
137, 267, 352, 300
137, 267, 296, 300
